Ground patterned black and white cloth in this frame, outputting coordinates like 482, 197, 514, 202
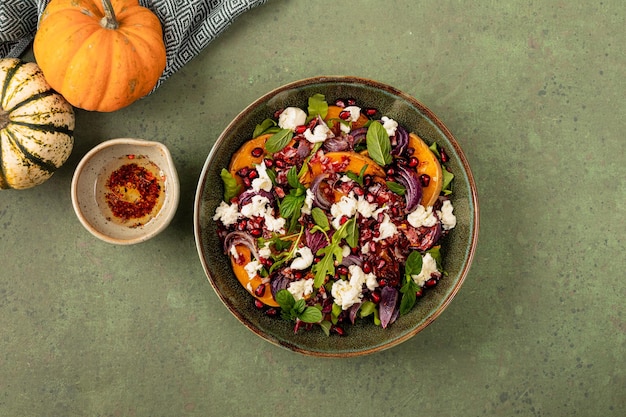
0, 0, 267, 89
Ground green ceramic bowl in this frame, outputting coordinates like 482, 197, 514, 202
194, 76, 479, 357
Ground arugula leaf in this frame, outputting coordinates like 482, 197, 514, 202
366, 121, 392, 166
344, 217, 359, 248
344, 164, 368, 186
308, 93, 328, 120
385, 181, 406, 195
253, 118, 278, 138
265, 128, 294, 153
220, 168, 241, 201
312, 246, 336, 288
311, 207, 330, 231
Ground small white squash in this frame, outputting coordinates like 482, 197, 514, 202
0, 58, 75, 190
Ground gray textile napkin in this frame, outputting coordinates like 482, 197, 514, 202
0, 0, 267, 89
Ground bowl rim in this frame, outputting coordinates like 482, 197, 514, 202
71, 137, 180, 245
193, 75, 479, 356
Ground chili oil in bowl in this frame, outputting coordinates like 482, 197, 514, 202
72, 138, 179, 245
194, 76, 479, 356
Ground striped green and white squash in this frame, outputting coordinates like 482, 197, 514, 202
0, 58, 74, 190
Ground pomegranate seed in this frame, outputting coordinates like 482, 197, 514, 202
254, 299, 265, 309
347, 98, 357, 106
408, 156, 419, 167
237, 167, 250, 177
248, 169, 259, 179
336, 265, 349, 276
362, 262, 372, 274
352, 186, 364, 196
242, 177, 252, 187
295, 125, 307, 134
236, 219, 247, 231
364, 108, 377, 116
254, 284, 266, 297
420, 174, 431, 187
370, 291, 381, 304
366, 193, 376, 203
425, 278, 438, 288
251, 147, 264, 158
263, 158, 273, 168
378, 279, 388, 287
339, 110, 351, 120
274, 186, 285, 198
339, 216, 349, 225
334, 99, 347, 108
249, 228, 262, 238
265, 308, 279, 317
415, 288, 424, 298
386, 167, 395, 176
331, 325, 346, 336
274, 159, 285, 169
440, 148, 449, 163
293, 271, 303, 279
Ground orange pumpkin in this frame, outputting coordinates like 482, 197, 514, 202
33, 0, 166, 112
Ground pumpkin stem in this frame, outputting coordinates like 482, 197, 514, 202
100, 0, 119, 30
0, 109, 9, 130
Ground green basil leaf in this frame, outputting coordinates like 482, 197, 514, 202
300, 306, 323, 323
279, 194, 305, 219
308, 93, 329, 120
399, 285, 417, 315
405, 251, 423, 276
287, 166, 300, 189
385, 181, 406, 195
311, 207, 330, 231
220, 168, 241, 201
319, 320, 332, 336
442, 167, 454, 195
366, 121, 392, 166
265, 128, 294, 153
276, 289, 295, 311
253, 118, 277, 138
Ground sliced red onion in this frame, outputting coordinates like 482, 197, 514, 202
223, 230, 259, 260
270, 270, 290, 299
391, 125, 408, 156
323, 136, 350, 152
379, 286, 399, 329
350, 127, 368, 147
309, 173, 334, 211
349, 302, 362, 324
238, 189, 274, 206
395, 164, 422, 212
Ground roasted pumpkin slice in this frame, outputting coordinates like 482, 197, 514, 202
228, 133, 271, 180
230, 245, 278, 307
408, 133, 443, 207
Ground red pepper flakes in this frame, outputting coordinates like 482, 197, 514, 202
105, 163, 162, 221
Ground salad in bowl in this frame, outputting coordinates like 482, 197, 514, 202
212, 93, 457, 336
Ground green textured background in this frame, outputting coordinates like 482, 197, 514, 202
1, 0, 624, 415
